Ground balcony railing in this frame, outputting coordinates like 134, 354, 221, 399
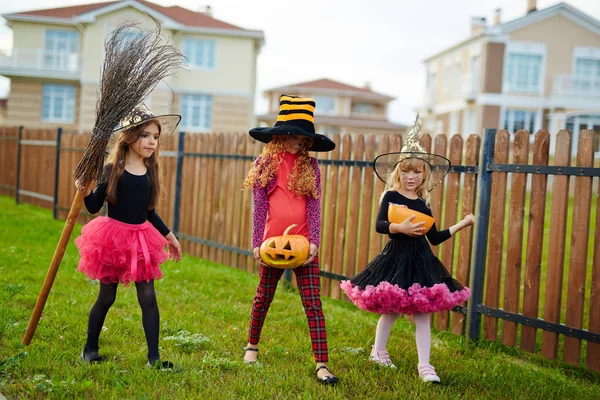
552, 74, 600, 98
0, 48, 81, 78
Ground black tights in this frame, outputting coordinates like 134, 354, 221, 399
84, 281, 161, 363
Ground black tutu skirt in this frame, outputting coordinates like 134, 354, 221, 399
341, 238, 470, 315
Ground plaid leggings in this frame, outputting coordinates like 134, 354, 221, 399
247, 260, 329, 363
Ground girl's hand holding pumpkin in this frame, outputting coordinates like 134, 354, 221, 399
253, 247, 267, 267
303, 244, 318, 265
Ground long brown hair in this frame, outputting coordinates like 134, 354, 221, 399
382, 157, 432, 206
104, 121, 162, 209
243, 135, 318, 199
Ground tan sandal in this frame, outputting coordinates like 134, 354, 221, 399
243, 346, 258, 364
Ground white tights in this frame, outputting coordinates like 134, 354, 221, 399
374, 313, 431, 365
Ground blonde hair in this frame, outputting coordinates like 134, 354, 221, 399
105, 120, 162, 209
243, 135, 318, 199
381, 157, 431, 206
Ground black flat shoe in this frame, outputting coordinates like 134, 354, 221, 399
316, 365, 339, 385
243, 346, 258, 364
147, 360, 174, 370
80, 351, 106, 364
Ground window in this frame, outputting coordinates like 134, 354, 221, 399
352, 102, 376, 115
180, 94, 212, 131
44, 29, 79, 71
443, 65, 451, 92
504, 109, 536, 133
42, 84, 75, 122
505, 54, 542, 93
574, 58, 600, 93
313, 96, 335, 115
454, 62, 461, 92
183, 39, 216, 69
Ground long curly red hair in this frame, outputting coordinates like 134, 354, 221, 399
243, 135, 318, 199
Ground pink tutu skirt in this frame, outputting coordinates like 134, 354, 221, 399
75, 217, 168, 285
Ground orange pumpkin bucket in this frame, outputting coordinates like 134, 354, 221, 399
259, 224, 310, 269
387, 203, 435, 233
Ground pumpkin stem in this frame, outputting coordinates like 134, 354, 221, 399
283, 224, 297, 236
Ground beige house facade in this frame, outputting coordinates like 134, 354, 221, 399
258, 78, 408, 136
420, 1, 600, 154
0, 0, 264, 133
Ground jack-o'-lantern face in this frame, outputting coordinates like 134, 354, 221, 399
259, 224, 310, 268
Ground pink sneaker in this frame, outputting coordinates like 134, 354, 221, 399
369, 347, 397, 368
418, 363, 440, 383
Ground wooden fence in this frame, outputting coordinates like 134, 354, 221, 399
0, 125, 599, 371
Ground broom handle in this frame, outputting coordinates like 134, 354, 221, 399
22, 188, 86, 345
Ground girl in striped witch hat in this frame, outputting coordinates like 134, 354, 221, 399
242, 94, 338, 385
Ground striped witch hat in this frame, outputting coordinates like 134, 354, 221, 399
249, 94, 335, 152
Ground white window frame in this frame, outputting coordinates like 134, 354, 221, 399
44, 29, 79, 71
352, 102, 376, 115
503, 109, 536, 134
313, 96, 336, 115
180, 94, 212, 132
42, 84, 76, 123
503, 42, 546, 95
183, 38, 216, 70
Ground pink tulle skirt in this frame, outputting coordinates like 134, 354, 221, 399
340, 280, 470, 315
75, 217, 168, 285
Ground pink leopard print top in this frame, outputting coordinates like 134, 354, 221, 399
251, 156, 322, 249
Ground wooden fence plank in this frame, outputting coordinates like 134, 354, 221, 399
201, 133, 218, 261
222, 133, 239, 267
189, 135, 202, 258
587, 175, 600, 371
563, 130, 595, 365
437, 134, 462, 331
483, 130, 509, 341
230, 134, 247, 269
344, 135, 364, 278
452, 133, 480, 335
520, 130, 550, 353
321, 133, 341, 296
368, 136, 390, 261
541, 130, 572, 360
356, 135, 376, 275
502, 130, 529, 347
331, 134, 352, 299
430, 134, 447, 259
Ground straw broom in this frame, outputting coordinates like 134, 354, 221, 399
22, 20, 185, 345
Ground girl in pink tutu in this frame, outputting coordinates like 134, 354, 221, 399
340, 115, 473, 383
75, 104, 182, 368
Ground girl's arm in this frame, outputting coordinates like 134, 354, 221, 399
146, 210, 182, 261
449, 213, 475, 236
82, 182, 107, 214
251, 185, 269, 249
426, 212, 474, 246
376, 191, 426, 236
147, 209, 170, 236
306, 158, 321, 248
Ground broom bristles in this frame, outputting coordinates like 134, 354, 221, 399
73, 18, 185, 186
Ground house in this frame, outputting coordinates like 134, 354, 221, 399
0, 0, 265, 133
419, 1, 600, 154
258, 78, 408, 136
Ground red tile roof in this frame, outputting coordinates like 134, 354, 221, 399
11, 0, 249, 31
268, 78, 394, 100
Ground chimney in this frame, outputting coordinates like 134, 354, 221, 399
204, 5, 212, 17
493, 8, 502, 25
470, 16, 487, 36
364, 81, 372, 90
527, 0, 537, 14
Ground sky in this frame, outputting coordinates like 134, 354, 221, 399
1, 0, 599, 125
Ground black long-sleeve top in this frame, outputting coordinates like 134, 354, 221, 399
83, 165, 170, 236
376, 190, 451, 246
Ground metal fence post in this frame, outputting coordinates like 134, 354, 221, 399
172, 131, 185, 236
466, 128, 496, 342
52, 128, 63, 219
15, 125, 23, 204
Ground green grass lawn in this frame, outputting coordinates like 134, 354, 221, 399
0, 195, 599, 399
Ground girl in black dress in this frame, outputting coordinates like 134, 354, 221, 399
341, 116, 473, 383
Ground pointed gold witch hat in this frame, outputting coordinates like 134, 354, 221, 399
373, 113, 451, 191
